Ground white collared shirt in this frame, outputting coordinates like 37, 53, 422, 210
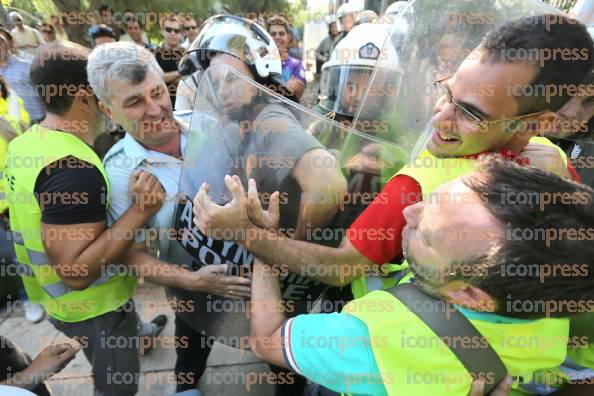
103, 113, 189, 257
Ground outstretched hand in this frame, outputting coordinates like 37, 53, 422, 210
192, 175, 280, 241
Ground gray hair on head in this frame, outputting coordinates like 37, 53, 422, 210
87, 41, 163, 104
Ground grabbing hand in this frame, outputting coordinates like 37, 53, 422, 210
186, 263, 251, 299
520, 143, 571, 179
129, 170, 166, 215
21, 343, 81, 387
468, 376, 512, 396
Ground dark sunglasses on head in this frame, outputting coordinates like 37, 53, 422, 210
184, 25, 197, 30
165, 27, 180, 33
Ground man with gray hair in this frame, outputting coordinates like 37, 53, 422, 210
88, 41, 252, 391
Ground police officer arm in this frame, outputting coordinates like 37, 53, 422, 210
193, 176, 374, 287
291, 148, 348, 239
250, 259, 288, 367
122, 242, 251, 299
42, 171, 164, 290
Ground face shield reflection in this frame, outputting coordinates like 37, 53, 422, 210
207, 64, 258, 122
167, 64, 357, 341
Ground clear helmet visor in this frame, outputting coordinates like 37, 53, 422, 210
319, 65, 374, 118
320, 65, 401, 120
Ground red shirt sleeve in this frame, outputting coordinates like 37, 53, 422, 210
567, 162, 581, 182
347, 174, 421, 265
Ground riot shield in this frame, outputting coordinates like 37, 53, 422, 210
166, 63, 408, 343
352, 0, 559, 183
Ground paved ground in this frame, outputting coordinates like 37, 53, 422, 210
0, 282, 275, 396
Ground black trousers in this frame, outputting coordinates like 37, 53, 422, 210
48, 301, 140, 396
173, 314, 306, 395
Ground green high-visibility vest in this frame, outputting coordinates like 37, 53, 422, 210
515, 313, 594, 394
5, 125, 136, 322
343, 286, 569, 395
350, 137, 566, 299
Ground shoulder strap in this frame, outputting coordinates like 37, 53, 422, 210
387, 283, 507, 394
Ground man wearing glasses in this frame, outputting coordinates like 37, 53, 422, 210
193, 14, 594, 298
154, 16, 184, 107
181, 17, 200, 50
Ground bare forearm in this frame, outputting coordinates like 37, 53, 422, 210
63, 208, 153, 286
123, 249, 191, 289
163, 71, 180, 84
250, 260, 286, 366
293, 152, 347, 239
294, 192, 340, 240
243, 226, 369, 286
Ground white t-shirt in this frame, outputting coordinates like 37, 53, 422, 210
10, 26, 45, 56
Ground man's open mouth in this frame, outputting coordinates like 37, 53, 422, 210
433, 129, 461, 144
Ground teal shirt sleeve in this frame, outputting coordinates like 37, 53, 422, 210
281, 313, 387, 396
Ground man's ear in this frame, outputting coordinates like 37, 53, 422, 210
440, 280, 497, 312
75, 89, 95, 113
97, 99, 115, 122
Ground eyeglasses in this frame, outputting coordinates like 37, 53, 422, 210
164, 27, 180, 34
184, 25, 197, 31
433, 76, 544, 131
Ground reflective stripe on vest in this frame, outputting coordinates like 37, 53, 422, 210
11, 232, 49, 265
11, 230, 24, 245
17, 262, 34, 277
28, 249, 49, 265
42, 274, 115, 298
